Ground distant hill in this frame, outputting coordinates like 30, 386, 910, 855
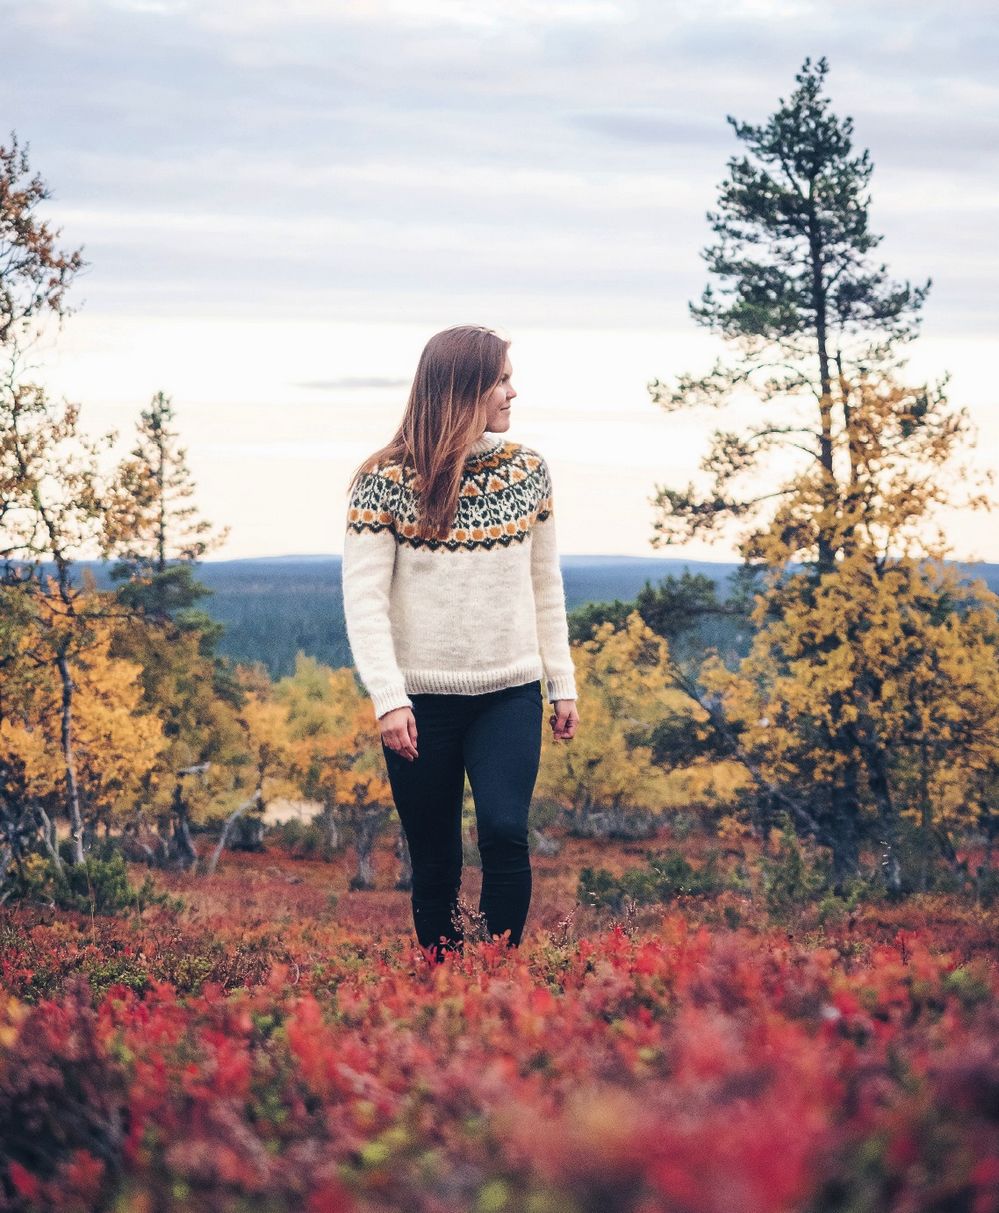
31, 555, 999, 681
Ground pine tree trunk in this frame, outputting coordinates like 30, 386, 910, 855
809, 216, 837, 576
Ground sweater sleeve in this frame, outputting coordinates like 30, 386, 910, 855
342, 471, 415, 719
530, 457, 577, 703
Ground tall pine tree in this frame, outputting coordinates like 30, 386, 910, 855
102, 390, 229, 627
647, 57, 995, 883
648, 54, 932, 574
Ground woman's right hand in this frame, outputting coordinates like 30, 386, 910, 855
379, 705, 419, 761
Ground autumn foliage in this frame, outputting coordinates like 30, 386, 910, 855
2, 853, 999, 1213
3, 83, 999, 1213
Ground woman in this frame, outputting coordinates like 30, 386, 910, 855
341, 324, 580, 963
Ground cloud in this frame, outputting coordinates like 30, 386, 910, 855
295, 376, 410, 390
1, 0, 996, 332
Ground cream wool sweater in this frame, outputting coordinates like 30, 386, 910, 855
341, 431, 578, 719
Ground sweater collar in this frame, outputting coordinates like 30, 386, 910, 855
464, 431, 505, 461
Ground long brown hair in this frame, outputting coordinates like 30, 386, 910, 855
347, 324, 510, 541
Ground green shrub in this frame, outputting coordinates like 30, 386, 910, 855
10, 840, 176, 915
976, 862, 999, 908
874, 818, 963, 898
760, 818, 828, 919
670, 811, 699, 841
577, 848, 725, 911
815, 874, 872, 925
267, 817, 339, 861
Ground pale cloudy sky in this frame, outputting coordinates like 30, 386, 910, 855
3, 0, 997, 561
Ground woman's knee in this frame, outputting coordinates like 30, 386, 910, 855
477, 814, 530, 861
410, 858, 462, 897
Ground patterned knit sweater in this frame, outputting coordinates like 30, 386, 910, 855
342, 431, 577, 718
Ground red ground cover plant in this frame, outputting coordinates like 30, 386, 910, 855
1, 845, 998, 1212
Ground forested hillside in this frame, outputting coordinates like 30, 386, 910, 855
46, 555, 999, 679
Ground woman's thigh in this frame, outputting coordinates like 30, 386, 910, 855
381, 694, 467, 864
462, 680, 543, 847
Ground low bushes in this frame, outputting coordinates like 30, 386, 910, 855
577, 847, 730, 910
5, 841, 177, 916
2, 918, 998, 1212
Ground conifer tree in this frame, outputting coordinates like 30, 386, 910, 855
102, 390, 229, 624
648, 58, 996, 882
98, 393, 247, 869
648, 55, 932, 572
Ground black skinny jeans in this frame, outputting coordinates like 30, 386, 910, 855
381, 678, 543, 961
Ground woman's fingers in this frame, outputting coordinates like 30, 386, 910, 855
384, 730, 418, 760
381, 708, 419, 761
550, 700, 579, 741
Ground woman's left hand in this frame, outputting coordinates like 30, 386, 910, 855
550, 699, 578, 741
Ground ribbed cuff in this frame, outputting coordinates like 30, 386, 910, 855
546, 674, 577, 702
372, 685, 415, 719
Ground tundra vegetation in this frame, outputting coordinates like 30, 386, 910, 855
1, 58, 997, 1212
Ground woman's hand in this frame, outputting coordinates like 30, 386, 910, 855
379, 705, 419, 761
550, 699, 578, 741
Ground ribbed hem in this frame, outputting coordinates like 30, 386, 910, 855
371, 684, 416, 719
403, 657, 545, 697
546, 674, 577, 703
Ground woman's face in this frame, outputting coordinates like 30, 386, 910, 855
480, 353, 516, 432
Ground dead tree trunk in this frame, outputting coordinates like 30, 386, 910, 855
169, 782, 199, 871
206, 789, 262, 876
55, 648, 85, 865
349, 807, 390, 891
395, 824, 413, 891
35, 804, 64, 875
322, 804, 340, 852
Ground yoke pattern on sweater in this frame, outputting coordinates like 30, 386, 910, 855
346, 441, 553, 553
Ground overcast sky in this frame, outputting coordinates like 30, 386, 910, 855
4, 0, 997, 561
